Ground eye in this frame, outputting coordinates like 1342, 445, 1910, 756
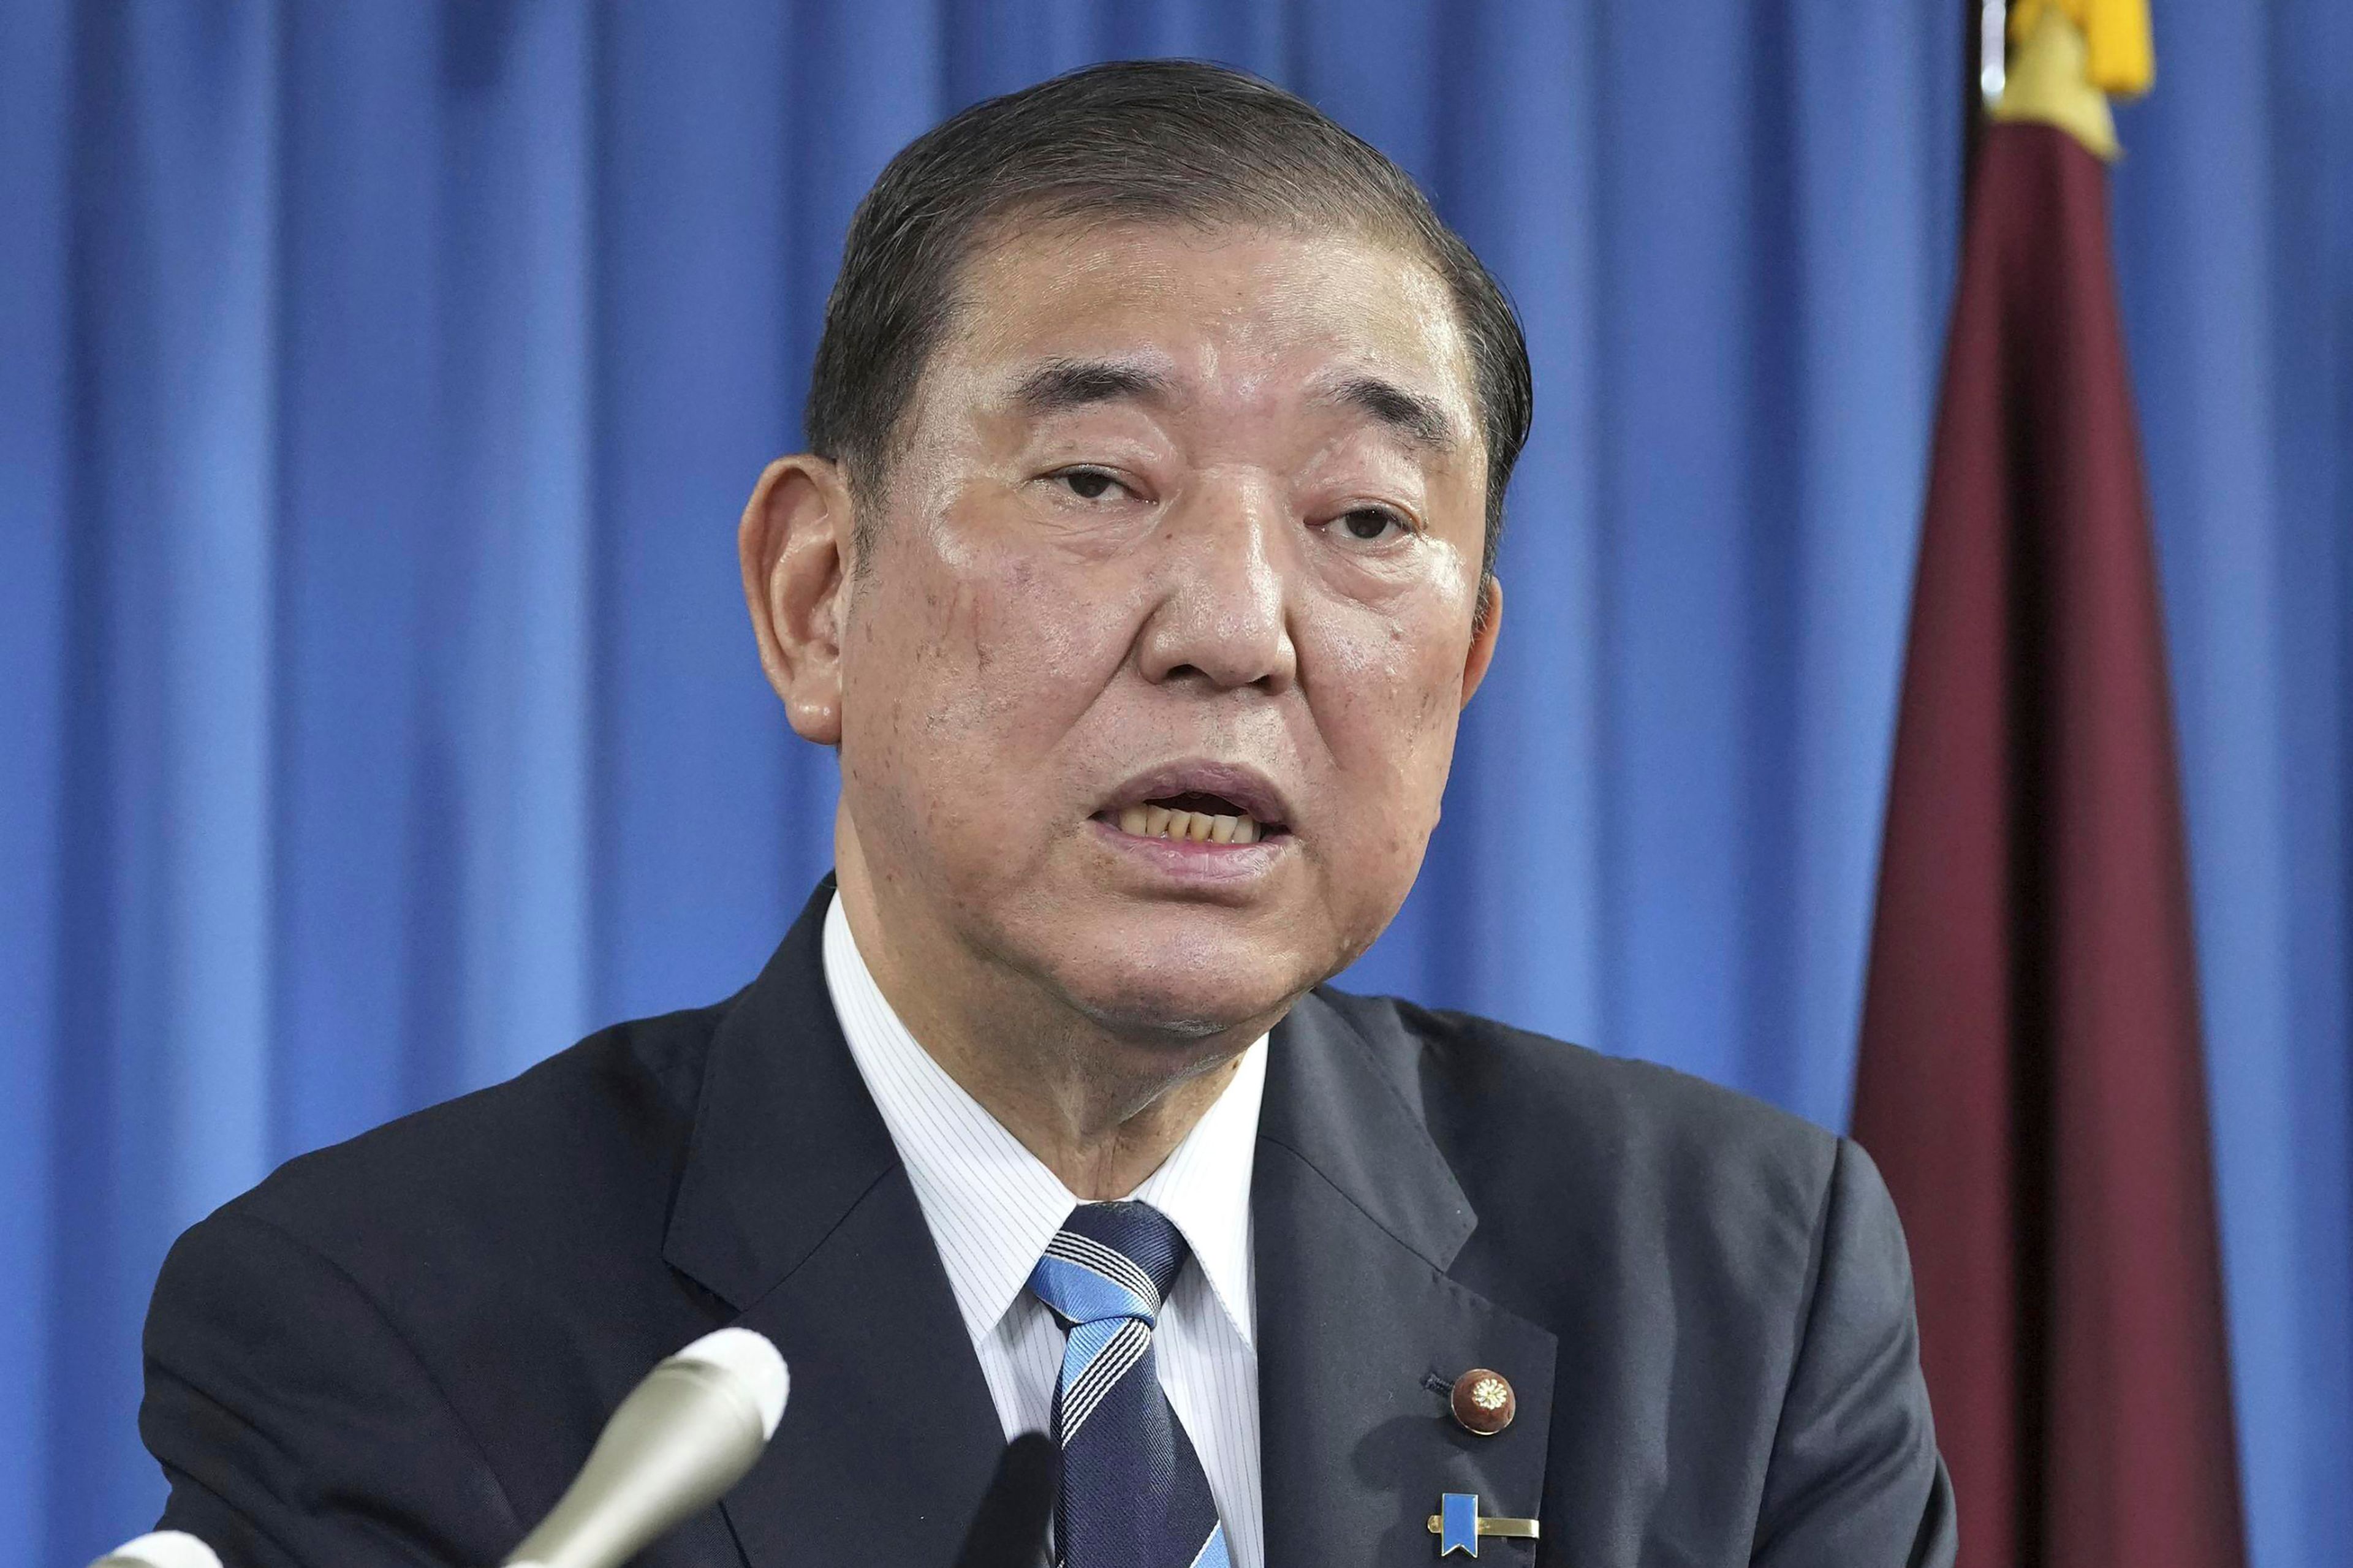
1051, 467, 1126, 501
1334, 506, 1411, 543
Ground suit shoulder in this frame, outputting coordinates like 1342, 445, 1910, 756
1311, 987, 1840, 1225
143, 998, 752, 1555
206, 996, 732, 1286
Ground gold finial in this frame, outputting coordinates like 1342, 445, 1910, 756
1991, 0, 2154, 161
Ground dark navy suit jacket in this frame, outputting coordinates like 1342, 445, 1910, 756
143, 880, 1957, 1567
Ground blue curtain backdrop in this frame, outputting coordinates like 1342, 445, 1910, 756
2, 4, 2344, 1567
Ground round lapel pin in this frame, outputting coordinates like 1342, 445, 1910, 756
1449, 1368, 1516, 1436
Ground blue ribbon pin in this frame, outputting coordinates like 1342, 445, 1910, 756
1438, 1493, 1482, 1557
1428, 1492, 1539, 1556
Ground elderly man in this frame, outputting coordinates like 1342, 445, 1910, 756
142, 61, 1954, 1568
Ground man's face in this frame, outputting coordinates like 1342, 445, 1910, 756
834, 219, 1498, 1036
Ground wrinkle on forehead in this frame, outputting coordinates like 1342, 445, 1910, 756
936, 218, 1483, 447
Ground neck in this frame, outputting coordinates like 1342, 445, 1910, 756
834, 829, 1265, 1201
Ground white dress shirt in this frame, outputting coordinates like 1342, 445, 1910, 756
822, 893, 1266, 1568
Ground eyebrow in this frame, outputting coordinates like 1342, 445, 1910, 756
1323, 374, 1461, 453
1011, 357, 1175, 417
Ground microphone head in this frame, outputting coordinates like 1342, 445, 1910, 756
89, 1532, 223, 1568
503, 1328, 790, 1568
669, 1327, 788, 1439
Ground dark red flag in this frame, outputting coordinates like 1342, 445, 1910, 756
1850, 118, 2247, 1568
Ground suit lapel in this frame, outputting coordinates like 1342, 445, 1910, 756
1256, 993, 1558, 1567
718, 1171, 1004, 1563
663, 881, 1004, 1566
661, 887, 1561, 1566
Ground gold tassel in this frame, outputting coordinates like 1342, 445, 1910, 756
1992, 0, 2155, 161
2008, 0, 2154, 96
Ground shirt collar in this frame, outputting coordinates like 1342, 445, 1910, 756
822, 891, 1264, 1349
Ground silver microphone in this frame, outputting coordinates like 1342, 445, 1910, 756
88, 1532, 222, 1568
504, 1327, 789, 1568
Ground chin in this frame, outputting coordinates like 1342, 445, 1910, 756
1045, 939, 1315, 1043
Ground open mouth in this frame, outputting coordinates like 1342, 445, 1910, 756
1096, 790, 1286, 846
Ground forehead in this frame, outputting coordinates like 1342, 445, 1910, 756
932, 218, 1481, 426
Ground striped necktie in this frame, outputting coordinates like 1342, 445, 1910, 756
1026, 1201, 1229, 1568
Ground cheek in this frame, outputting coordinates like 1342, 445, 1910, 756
866, 519, 1134, 763
1314, 612, 1467, 937
1317, 603, 1469, 781
979, 552, 1132, 700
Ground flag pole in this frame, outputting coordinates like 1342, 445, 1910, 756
1966, 0, 1999, 186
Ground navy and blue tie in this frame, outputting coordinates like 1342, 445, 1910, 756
1027, 1201, 1229, 1568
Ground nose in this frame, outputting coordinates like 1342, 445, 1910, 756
1134, 481, 1298, 694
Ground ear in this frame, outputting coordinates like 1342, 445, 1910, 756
739, 454, 856, 745
1459, 572, 1503, 707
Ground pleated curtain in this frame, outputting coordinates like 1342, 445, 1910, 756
1, 5, 2344, 1566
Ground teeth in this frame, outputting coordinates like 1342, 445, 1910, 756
1108, 805, 1272, 844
